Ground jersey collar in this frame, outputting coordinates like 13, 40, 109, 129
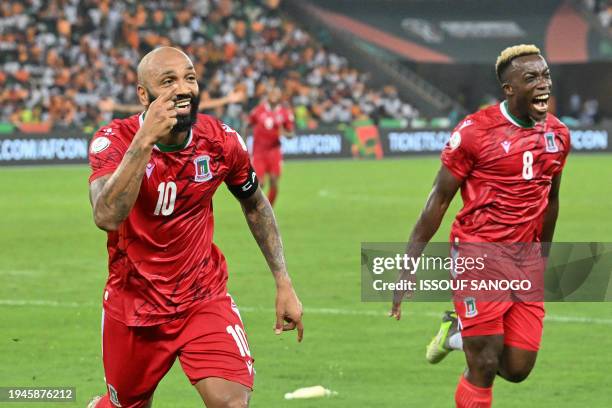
500, 101, 535, 129
138, 112, 193, 152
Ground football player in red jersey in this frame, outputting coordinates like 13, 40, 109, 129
389, 45, 570, 408
87, 47, 303, 408
248, 87, 295, 206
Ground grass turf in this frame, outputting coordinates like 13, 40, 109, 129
0, 154, 611, 407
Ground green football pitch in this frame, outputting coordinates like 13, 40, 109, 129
1, 155, 611, 407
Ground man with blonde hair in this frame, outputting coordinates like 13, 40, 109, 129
390, 45, 570, 407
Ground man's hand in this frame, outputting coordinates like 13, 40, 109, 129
237, 188, 304, 342
388, 272, 413, 320
274, 279, 304, 342
138, 85, 178, 145
389, 301, 402, 320
227, 89, 246, 104
89, 86, 179, 231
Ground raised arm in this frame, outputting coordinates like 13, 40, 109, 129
198, 89, 246, 111
89, 86, 178, 231
238, 187, 304, 342
389, 165, 462, 320
89, 140, 154, 231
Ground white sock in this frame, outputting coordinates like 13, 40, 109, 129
448, 332, 463, 350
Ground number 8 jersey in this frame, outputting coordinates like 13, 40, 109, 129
441, 101, 571, 243
89, 113, 257, 327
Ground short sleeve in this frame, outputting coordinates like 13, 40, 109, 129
220, 122, 250, 185
440, 117, 479, 181
88, 124, 128, 183
554, 126, 571, 175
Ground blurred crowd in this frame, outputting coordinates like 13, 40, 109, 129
0, 0, 418, 133
583, 0, 612, 28
566, 93, 601, 126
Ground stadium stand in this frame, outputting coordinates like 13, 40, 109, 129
0, 0, 419, 133
299, 0, 611, 124
582, 0, 612, 28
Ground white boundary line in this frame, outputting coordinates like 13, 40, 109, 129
1, 299, 612, 325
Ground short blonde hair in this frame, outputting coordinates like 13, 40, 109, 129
495, 44, 541, 82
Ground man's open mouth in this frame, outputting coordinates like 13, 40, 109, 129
174, 98, 193, 114
531, 93, 550, 114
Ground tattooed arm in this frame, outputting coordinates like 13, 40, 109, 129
89, 140, 154, 231
239, 187, 304, 341
89, 85, 178, 231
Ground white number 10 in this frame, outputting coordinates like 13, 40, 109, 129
522, 151, 533, 180
154, 181, 177, 216
226, 324, 251, 357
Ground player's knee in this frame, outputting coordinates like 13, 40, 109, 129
500, 366, 532, 383
206, 392, 250, 408
473, 353, 500, 377
220, 395, 249, 408
227, 397, 249, 408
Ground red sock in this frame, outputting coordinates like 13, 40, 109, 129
455, 375, 493, 408
267, 186, 278, 206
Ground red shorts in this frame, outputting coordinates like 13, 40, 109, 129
454, 300, 545, 351
252, 148, 282, 177
100, 295, 254, 408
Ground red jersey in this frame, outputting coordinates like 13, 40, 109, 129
89, 113, 254, 326
441, 101, 570, 243
249, 102, 294, 152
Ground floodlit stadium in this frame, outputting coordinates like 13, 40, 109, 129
1, 1, 611, 407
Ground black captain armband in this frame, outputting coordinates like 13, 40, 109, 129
227, 167, 259, 199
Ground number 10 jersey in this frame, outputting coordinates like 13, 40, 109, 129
89, 113, 255, 326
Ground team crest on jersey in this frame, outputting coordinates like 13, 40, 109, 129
544, 132, 558, 152
464, 297, 478, 318
194, 155, 213, 182
107, 384, 122, 407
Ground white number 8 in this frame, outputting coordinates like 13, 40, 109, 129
522, 151, 533, 180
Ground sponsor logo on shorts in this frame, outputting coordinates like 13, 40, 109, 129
464, 297, 478, 318
107, 384, 122, 407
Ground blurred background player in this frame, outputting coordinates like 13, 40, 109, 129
247, 87, 295, 206
389, 45, 570, 408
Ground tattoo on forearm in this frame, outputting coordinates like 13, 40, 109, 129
91, 144, 151, 227
242, 192, 288, 279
